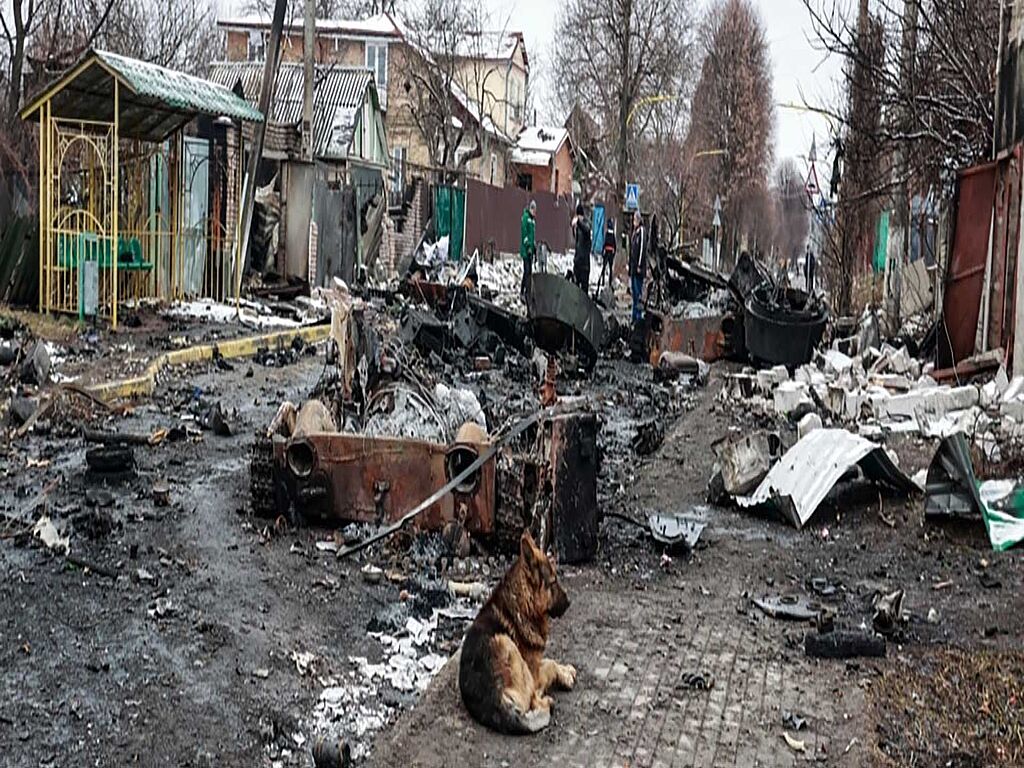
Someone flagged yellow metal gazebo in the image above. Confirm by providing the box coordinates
[21,49,263,327]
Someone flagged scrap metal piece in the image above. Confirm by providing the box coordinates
[804,630,886,659]
[924,432,980,519]
[399,307,448,357]
[648,312,728,362]
[924,433,1024,551]
[336,408,546,558]
[712,432,782,496]
[275,432,496,534]
[753,594,822,621]
[728,250,771,303]
[737,429,922,529]
[647,512,705,554]
[664,255,728,303]
[546,412,600,564]
[527,273,605,370]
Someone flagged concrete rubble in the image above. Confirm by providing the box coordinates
[722,343,1024,457]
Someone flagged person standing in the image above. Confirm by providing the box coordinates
[598,217,616,291]
[629,210,647,326]
[804,243,816,295]
[520,200,537,302]
[572,202,592,292]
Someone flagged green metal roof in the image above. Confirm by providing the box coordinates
[21,49,263,141]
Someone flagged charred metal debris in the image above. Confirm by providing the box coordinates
[249,272,702,565]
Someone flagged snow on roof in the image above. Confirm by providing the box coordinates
[454,30,522,61]
[510,148,551,166]
[511,126,569,165]
[218,13,400,37]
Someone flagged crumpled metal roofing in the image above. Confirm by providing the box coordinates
[207,62,373,160]
[737,428,921,528]
[21,49,263,141]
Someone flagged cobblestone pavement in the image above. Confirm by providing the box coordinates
[371,543,869,768]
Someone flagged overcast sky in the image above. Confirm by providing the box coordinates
[486,0,844,172]
[216,0,843,172]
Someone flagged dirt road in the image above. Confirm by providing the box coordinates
[1,336,1021,767]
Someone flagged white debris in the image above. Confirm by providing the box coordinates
[726,342,1017,443]
[773,381,813,417]
[32,515,69,555]
[797,413,823,439]
[163,297,330,329]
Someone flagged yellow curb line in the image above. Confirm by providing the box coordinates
[87,324,331,403]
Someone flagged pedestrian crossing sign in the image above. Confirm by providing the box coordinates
[625,183,640,211]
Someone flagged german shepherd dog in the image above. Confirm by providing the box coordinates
[459,531,576,733]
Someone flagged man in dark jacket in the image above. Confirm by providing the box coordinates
[629,210,647,325]
[803,243,816,295]
[572,202,592,293]
[520,200,536,302]
[597,218,616,292]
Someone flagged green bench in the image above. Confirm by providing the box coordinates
[57,233,153,271]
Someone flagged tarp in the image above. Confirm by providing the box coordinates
[591,205,606,256]
[435,185,465,261]
[925,432,1024,551]
[873,211,889,273]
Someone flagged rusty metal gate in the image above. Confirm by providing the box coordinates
[941,148,1021,368]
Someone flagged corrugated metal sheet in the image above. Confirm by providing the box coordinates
[21,49,262,142]
[97,51,263,122]
[737,429,921,529]
[207,62,371,159]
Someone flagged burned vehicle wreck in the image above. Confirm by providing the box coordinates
[250,281,601,563]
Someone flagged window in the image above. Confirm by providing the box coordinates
[247,31,266,62]
[392,147,407,198]
[365,43,388,105]
[509,79,522,123]
[490,153,497,186]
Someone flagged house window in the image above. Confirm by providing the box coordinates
[392,146,407,198]
[490,153,497,185]
[517,172,532,192]
[247,31,266,62]
[509,79,522,123]
[365,43,388,103]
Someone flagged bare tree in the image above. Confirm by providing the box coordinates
[685,0,774,265]
[634,98,691,246]
[552,0,697,207]
[391,0,511,181]
[100,0,220,75]
[802,0,999,192]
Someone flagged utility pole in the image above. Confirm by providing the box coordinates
[616,0,632,211]
[302,0,315,162]
[235,0,287,305]
[891,0,918,332]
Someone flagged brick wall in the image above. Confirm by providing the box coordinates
[388,176,428,274]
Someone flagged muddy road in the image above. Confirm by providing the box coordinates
[1,335,1022,767]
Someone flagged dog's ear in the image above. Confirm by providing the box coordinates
[520,530,538,565]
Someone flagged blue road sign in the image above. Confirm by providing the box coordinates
[625,183,640,211]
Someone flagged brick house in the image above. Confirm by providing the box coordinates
[511,126,573,197]
[217,13,528,193]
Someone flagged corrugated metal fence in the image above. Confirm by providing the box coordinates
[463,179,572,256]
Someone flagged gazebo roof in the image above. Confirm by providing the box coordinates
[21,49,263,142]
